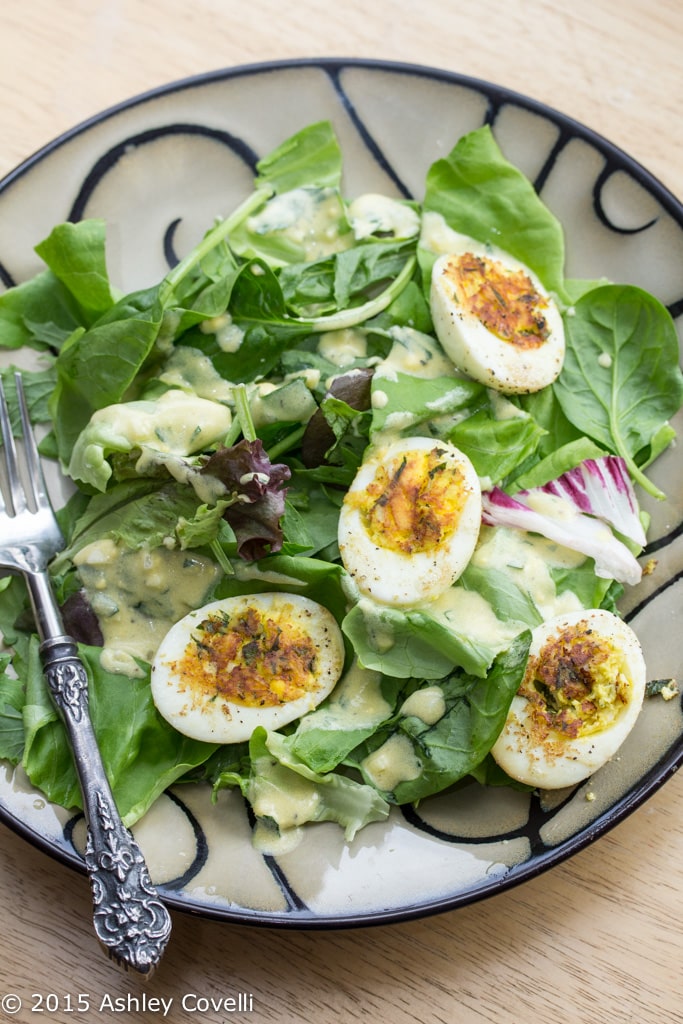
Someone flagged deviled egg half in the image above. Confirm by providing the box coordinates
[492,609,646,789]
[338,435,482,607]
[430,237,565,394]
[151,593,345,743]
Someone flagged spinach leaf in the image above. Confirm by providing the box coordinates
[423,125,567,297]
[459,564,543,627]
[0,271,86,351]
[34,219,117,320]
[20,639,217,825]
[255,121,343,193]
[553,284,683,498]
[370,370,484,439]
[349,631,531,804]
[342,600,502,680]
[447,405,546,485]
[286,664,404,773]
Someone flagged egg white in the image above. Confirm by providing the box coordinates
[338,436,482,607]
[151,592,345,743]
[430,239,565,394]
[491,608,646,789]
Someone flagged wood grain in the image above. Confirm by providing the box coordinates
[1,2,682,1022]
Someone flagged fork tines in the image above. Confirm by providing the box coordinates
[0,372,50,518]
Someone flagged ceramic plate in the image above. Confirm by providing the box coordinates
[1,59,682,928]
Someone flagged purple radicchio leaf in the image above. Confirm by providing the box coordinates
[61,589,105,646]
[520,455,646,547]
[481,456,646,587]
[200,438,291,561]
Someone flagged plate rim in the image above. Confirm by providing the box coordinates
[1,55,682,928]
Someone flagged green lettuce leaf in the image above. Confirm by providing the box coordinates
[217,727,390,841]
[348,630,531,804]
[553,283,683,499]
[20,639,217,825]
[422,125,567,297]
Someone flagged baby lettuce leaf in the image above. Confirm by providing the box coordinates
[348,630,531,804]
[553,284,683,498]
[217,727,390,841]
[20,639,217,825]
[214,553,349,628]
[342,600,502,680]
[423,125,567,297]
[0,655,25,763]
[34,219,117,321]
[255,120,343,194]
[446,405,546,486]
[284,661,404,773]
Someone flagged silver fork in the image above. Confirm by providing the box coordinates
[0,371,172,974]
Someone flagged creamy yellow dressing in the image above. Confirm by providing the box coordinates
[160,346,235,402]
[84,389,232,456]
[295,660,391,734]
[487,389,529,421]
[347,193,420,240]
[419,211,482,257]
[249,759,321,830]
[133,448,228,505]
[428,586,524,649]
[355,598,397,654]
[247,187,352,262]
[361,734,422,792]
[399,686,446,725]
[74,539,220,676]
[248,377,318,427]
[375,325,456,380]
[472,525,585,619]
[317,328,368,367]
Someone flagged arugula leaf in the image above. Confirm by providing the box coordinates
[553,284,683,498]
[278,240,414,313]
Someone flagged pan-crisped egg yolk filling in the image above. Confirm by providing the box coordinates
[173,605,320,708]
[521,620,631,740]
[347,446,470,555]
[445,251,550,349]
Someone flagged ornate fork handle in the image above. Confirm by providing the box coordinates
[39,632,172,974]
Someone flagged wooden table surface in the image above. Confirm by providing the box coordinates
[1,1,682,1022]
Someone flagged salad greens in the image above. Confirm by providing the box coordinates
[0,121,681,847]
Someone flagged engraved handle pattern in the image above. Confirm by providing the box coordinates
[41,637,172,974]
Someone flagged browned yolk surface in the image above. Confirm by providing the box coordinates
[170,605,320,707]
[346,446,469,555]
[444,252,550,349]
[519,620,629,740]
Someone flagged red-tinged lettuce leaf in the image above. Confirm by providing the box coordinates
[201,439,291,560]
